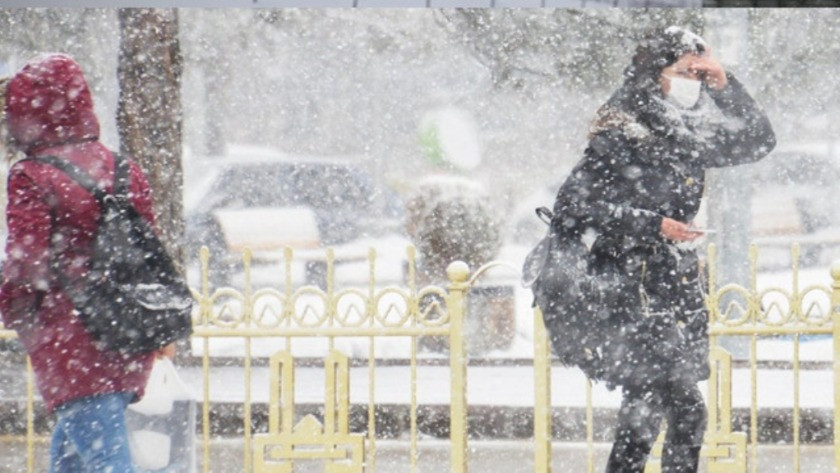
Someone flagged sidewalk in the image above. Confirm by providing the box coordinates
[0,437,833,472]
[1,361,835,442]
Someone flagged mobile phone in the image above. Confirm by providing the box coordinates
[688,227,716,234]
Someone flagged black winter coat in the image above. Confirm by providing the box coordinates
[542,73,776,389]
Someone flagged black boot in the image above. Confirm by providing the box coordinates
[605,439,652,473]
[661,445,701,473]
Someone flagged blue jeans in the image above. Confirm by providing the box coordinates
[49,392,137,473]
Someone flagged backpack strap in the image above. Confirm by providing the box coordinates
[112,153,131,200]
[30,154,133,291]
[30,154,131,203]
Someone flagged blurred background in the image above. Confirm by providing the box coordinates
[1,9,839,278]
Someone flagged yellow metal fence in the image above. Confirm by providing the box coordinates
[0,243,838,472]
[191,246,471,473]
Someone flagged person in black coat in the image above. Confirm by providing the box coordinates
[545,27,776,473]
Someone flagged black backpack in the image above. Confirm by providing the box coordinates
[522,206,620,383]
[34,154,194,355]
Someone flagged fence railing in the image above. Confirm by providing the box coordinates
[0,242,838,472]
[703,244,837,473]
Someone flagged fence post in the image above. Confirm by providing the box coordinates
[26,357,34,473]
[831,261,840,472]
[534,308,552,473]
[199,246,212,473]
[447,261,470,473]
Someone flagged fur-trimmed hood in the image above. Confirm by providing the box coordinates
[588,106,652,142]
[588,88,728,152]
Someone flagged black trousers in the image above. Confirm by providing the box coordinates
[605,376,707,473]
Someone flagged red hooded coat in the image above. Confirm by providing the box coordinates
[1,54,155,412]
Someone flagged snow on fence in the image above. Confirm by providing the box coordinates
[1,242,839,472]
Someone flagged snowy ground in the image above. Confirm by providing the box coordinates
[174,361,834,410]
[0,438,833,473]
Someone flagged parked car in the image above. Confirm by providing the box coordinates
[183,145,406,286]
[750,141,840,233]
[747,140,840,266]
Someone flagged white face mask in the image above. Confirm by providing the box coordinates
[664,75,702,109]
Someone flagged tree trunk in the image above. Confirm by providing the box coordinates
[198,64,227,157]
[117,8,185,267]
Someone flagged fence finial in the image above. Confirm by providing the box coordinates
[831,261,840,312]
[446,261,470,284]
[831,261,840,282]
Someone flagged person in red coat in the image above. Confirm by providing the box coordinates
[0,53,163,472]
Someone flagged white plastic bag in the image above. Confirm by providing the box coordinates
[130,430,172,470]
[127,357,197,472]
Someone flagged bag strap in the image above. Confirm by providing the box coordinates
[112,153,131,199]
[535,206,554,226]
[28,154,129,290]
[31,154,131,203]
